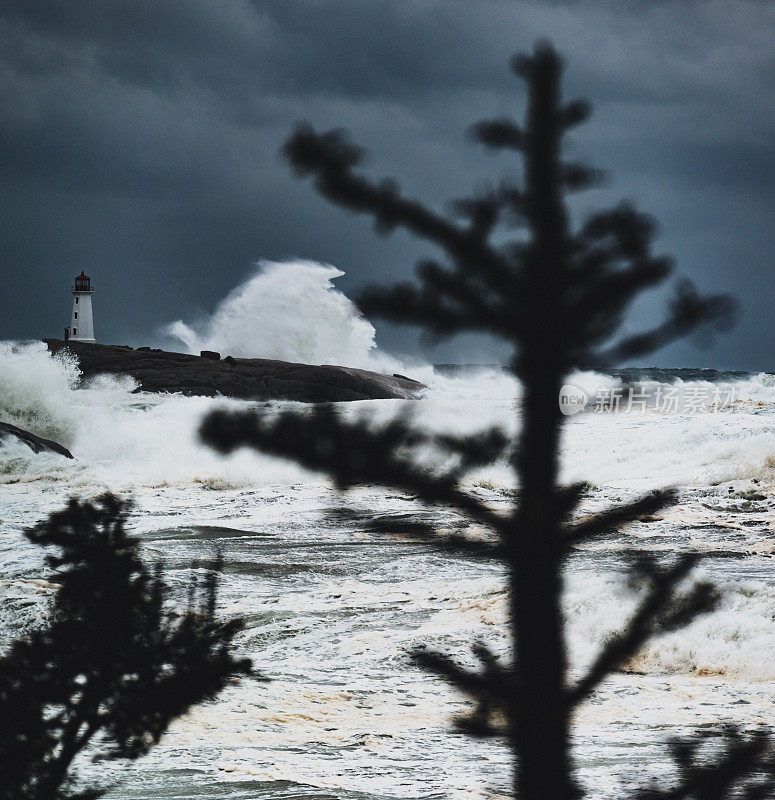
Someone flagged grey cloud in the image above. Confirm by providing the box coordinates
[0,0,772,369]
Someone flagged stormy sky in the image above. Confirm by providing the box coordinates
[1,0,773,369]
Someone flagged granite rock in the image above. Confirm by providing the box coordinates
[44,340,424,403]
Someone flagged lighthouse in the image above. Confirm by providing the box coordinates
[64,270,95,343]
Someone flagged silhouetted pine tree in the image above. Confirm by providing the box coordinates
[0,494,253,800]
[200,42,773,799]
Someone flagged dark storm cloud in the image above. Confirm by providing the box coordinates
[0,0,772,368]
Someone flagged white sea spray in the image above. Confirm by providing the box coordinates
[162,259,402,373]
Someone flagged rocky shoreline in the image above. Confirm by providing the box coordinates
[44,340,424,403]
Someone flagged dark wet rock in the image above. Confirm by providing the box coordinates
[392,373,424,385]
[0,421,74,459]
[200,350,221,361]
[44,340,424,402]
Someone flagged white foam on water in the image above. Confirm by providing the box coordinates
[2,262,775,799]
[0,340,83,444]
[566,571,775,682]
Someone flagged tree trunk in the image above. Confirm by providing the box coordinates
[510,45,573,799]
[511,355,571,800]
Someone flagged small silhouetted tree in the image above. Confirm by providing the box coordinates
[0,494,253,800]
[200,42,773,798]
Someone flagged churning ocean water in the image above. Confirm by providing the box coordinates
[1,262,773,799]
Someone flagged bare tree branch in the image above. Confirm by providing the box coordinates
[566,489,676,546]
[200,407,509,535]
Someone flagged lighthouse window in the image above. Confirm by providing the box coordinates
[75,297,79,304]
[74,312,78,319]
[73,329,77,336]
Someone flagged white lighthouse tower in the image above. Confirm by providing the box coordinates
[65,270,95,342]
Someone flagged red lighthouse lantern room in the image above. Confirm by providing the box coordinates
[73,270,92,292]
